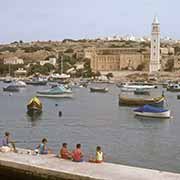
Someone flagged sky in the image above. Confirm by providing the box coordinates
[0,0,179,43]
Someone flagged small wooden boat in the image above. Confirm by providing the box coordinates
[119,95,164,107]
[3,85,19,92]
[37,85,73,98]
[90,87,108,93]
[27,97,42,114]
[134,105,170,118]
[134,89,150,95]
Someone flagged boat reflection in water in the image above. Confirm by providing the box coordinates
[27,111,42,127]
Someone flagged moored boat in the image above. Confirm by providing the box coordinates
[122,84,156,90]
[177,94,180,99]
[26,77,47,86]
[134,105,170,118]
[119,95,164,107]
[121,87,135,92]
[167,84,180,92]
[134,88,150,95]
[27,97,42,114]
[90,87,108,93]
[11,80,27,88]
[3,85,19,92]
[36,85,73,98]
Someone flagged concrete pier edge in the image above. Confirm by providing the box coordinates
[0,148,180,180]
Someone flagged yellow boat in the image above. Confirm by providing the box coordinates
[27,97,42,114]
[119,95,164,107]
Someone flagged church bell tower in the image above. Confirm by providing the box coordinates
[149,16,160,73]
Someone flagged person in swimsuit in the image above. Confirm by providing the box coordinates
[72,144,84,162]
[89,146,104,163]
[36,138,52,154]
[59,143,72,159]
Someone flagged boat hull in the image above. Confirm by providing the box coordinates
[3,87,19,92]
[134,90,150,95]
[27,97,42,115]
[26,81,47,86]
[167,87,180,92]
[90,88,108,93]
[119,95,164,107]
[134,110,170,118]
[37,93,73,98]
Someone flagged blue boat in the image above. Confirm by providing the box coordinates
[36,85,73,98]
[134,105,170,118]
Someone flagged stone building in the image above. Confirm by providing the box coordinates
[85,47,150,72]
[4,57,24,65]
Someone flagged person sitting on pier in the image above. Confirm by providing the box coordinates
[89,146,104,163]
[36,138,52,155]
[0,132,17,153]
[59,143,72,160]
[72,144,84,162]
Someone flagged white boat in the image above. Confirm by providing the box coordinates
[134,105,170,118]
[13,81,26,87]
[122,84,156,90]
[36,85,73,98]
[121,87,136,92]
[37,93,73,98]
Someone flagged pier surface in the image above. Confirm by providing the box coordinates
[0,148,180,180]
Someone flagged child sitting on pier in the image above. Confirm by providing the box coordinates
[72,144,84,162]
[89,146,104,163]
[59,143,72,159]
[0,132,17,153]
[36,138,52,155]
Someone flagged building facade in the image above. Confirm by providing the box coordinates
[40,57,57,66]
[4,57,24,65]
[85,48,150,72]
[149,16,161,73]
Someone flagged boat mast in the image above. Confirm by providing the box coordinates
[61,55,63,75]
[8,63,11,76]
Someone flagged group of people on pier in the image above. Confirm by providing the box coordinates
[0,132,104,163]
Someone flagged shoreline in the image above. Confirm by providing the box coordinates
[0,148,180,180]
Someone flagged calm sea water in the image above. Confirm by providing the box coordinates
[0,82,180,174]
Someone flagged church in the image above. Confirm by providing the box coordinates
[86,17,162,73]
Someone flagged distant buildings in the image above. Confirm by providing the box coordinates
[4,57,24,65]
[40,57,56,66]
[87,16,175,73]
[14,68,27,77]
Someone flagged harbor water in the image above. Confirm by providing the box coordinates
[0,82,180,174]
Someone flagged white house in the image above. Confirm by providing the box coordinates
[40,57,57,66]
[4,57,24,65]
